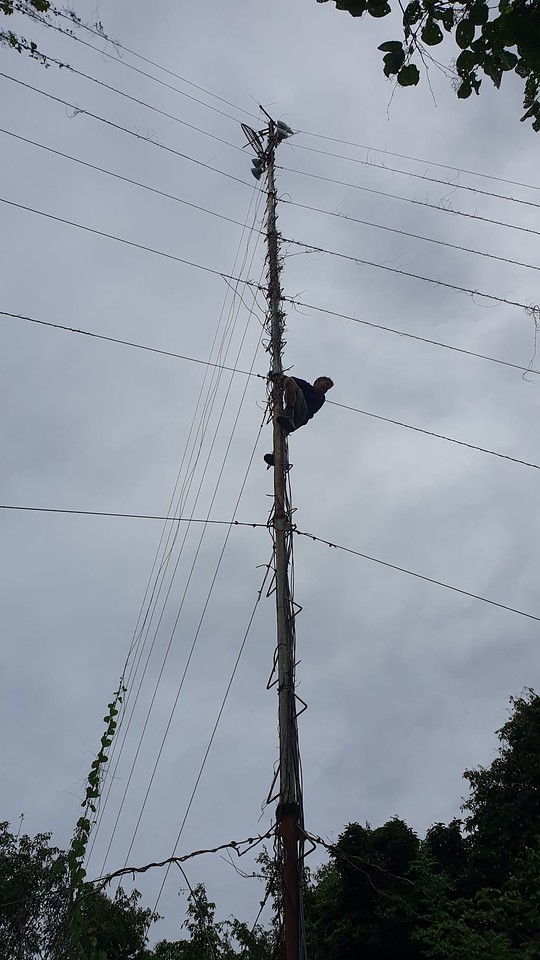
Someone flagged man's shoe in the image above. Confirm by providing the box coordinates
[264,453,275,469]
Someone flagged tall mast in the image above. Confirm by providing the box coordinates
[242,114,304,960]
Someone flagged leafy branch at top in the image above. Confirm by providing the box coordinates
[316,0,540,130]
[0,1,110,69]
[1,0,51,62]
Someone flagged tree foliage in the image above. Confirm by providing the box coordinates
[305,818,424,960]
[0,1,108,68]
[152,883,275,959]
[0,821,156,959]
[3,691,540,956]
[463,689,540,886]
[316,0,540,130]
[0,821,70,958]
[0,0,53,63]
[0,822,274,959]
[306,690,540,958]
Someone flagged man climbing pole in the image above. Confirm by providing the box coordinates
[264,375,334,467]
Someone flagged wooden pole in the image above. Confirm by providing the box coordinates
[265,122,303,960]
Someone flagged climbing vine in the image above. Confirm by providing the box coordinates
[66,684,126,959]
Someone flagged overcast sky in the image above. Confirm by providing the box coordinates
[1,0,540,945]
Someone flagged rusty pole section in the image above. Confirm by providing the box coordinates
[265,123,303,960]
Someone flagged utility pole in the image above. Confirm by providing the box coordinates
[242,115,304,960]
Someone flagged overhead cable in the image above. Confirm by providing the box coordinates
[3,192,533,314]
[90,827,275,887]
[42,55,244,154]
[0,197,260,288]
[294,143,540,211]
[50,10,540,197]
[0,129,254,233]
[6,305,540,473]
[115,401,268,877]
[0,73,251,191]
[27,12,252,125]
[4,304,539,380]
[0,310,266,379]
[55,10,260,121]
[282,198,540,274]
[88,200,266,866]
[50,8,540,199]
[328,401,540,472]
[278,165,540,238]
[0,504,266,525]
[4,125,536,277]
[94,215,267,870]
[284,297,540,377]
[151,555,273,916]
[295,529,540,623]
[299,130,540,194]
[283,237,538,312]
[8,128,532,279]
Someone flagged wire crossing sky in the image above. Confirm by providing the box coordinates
[2,309,538,467]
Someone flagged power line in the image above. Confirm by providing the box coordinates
[293,143,540,212]
[8,126,533,281]
[5,81,537,304]
[0,504,266,525]
[278,165,540,239]
[114,395,267,877]
[93,216,268,869]
[55,10,260,122]
[282,198,540,274]
[6,305,540,474]
[4,190,534,315]
[151,555,273,916]
[86,196,267,865]
[4,300,540,383]
[0,197,261,287]
[284,297,540,378]
[0,309,266,379]
[5,308,536,472]
[90,828,275,886]
[283,236,538,313]
[29,10,253,126]
[48,9,540,201]
[0,73,251,191]
[299,130,540,194]
[5,306,538,476]
[49,7,540,202]
[0,127,256,232]
[328,400,540,472]
[295,529,540,624]
[43,55,245,155]
[88,198,267,864]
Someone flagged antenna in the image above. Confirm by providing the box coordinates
[241,116,294,179]
[240,122,265,156]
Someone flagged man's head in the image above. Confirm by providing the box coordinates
[313,376,334,394]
